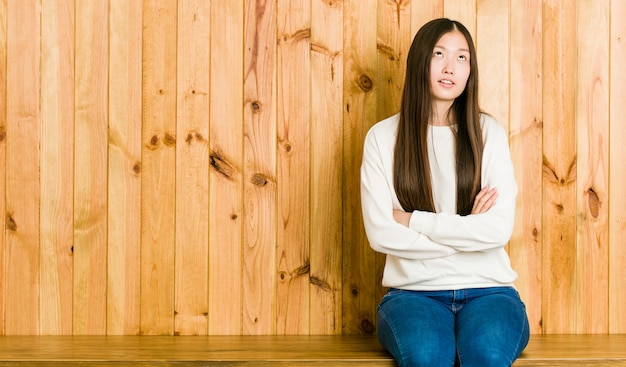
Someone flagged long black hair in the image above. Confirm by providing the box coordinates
[393,18,483,215]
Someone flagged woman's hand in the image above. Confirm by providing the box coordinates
[393,209,412,227]
[472,186,498,214]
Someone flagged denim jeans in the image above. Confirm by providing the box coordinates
[377,287,529,367]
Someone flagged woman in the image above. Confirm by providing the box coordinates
[360,18,529,367]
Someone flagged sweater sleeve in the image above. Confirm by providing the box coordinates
[407,119,518,251]
[360,126,458,260]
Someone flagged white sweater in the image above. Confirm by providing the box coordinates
[360,113,518,290]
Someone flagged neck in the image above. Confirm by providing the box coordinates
[431,102,454,126]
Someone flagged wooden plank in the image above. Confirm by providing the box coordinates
[310,0,343,335]
[575,0,609,334]
[208,0,243,335]
[514,334,626,365]
[476,0,509,124]
[542,0,578,334]
[73,0,109,335]
[276,0,311,335]
[141,0,178,335]
[4,0,41,335]
[0,336,395,366]
[342,0,378,336]
[376,0,411,120]
[0,335,625,366]
[242,0,277,335]
[411,0,444,35]
[508,0,543,334]
[40,0,74,335]
[609,0,626,334]
[0,0,8,335]
[107,0,142,336]
[174,0,210,336]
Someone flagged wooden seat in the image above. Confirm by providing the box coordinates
[0,334,624,366]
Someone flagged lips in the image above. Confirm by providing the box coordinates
[439,79,454,85]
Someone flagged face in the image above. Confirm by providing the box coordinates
[429,30,471,110]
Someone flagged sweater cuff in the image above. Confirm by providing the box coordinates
[408,210,431,235]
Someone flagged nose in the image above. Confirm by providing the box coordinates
[443,60,454,75]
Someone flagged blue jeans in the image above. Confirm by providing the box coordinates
[377,287,529,367]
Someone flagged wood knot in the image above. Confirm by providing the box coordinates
[163,132,176,147]
[251,173,269,186]
[292,263,310,277]
[186,131,206,144]
[587,187,600,218]
[132,162,141,174]
[361,319,375,335]
[0,129,5,142]
[310,275,332,292]
[358,74,373,91]
[210,150,236,179]
[6,215,17,231]
[251,101,261,112]
[147,135,159,149]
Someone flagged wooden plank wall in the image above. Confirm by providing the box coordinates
[0,0,624,336]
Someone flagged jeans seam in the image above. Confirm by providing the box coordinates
[378,309,410,367]
[507,299,530,366]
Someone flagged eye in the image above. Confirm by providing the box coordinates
[458,54,468,61]
[433,51,443,57]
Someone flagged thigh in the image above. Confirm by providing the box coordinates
[455,288,529,367]
[377,289,456,367]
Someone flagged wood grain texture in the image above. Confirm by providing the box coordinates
[5,0,41,335]
[342,0,378,336]
[243,0,278,335]
[609,0,626,334]
[73,0,109,335]
[107,0,142,336]
[40,0,74,336]
[0,0,6,334]
[140,0,178,335]
[208,0,244,335]
[310,0,343,335]
[542,0,578,334]
[575,0,609,333]
[174,0,210,336]
[411,0,444,34]
[508,0,543,334]
[477,0,509,124]
[376,0,411,121]
[276,0,311,335]
[0,335,625,366]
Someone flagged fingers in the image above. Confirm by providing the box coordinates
[472,186,498,214]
